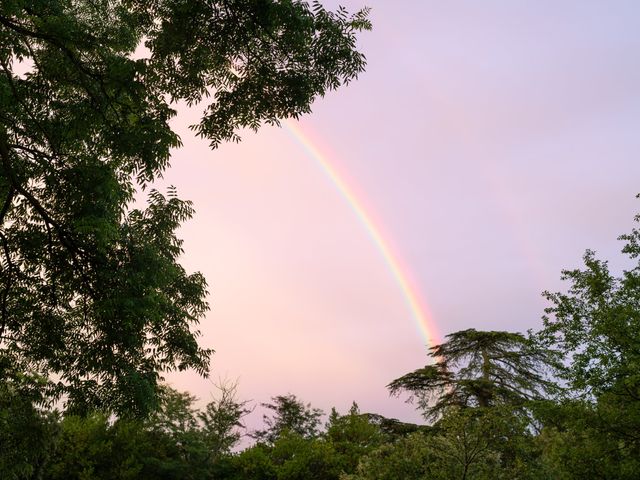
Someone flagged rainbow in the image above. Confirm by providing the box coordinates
[283,119,439,348]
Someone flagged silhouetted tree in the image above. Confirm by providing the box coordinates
[0,0,370,415]
[388,329,561,420]
[198,380,252,461]
[252,394,323,444]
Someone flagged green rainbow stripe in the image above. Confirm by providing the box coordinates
[283,120,439,347]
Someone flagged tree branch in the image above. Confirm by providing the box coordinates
[0,130,95,297]
[0,186,14,226]
[0,231,15,339]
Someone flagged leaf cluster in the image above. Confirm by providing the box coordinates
[0,0,370,415]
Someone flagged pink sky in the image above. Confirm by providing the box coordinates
[156,1,640,429]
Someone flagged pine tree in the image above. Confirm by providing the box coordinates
[388,329,561,420]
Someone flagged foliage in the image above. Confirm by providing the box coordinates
[358,411,427,438]
[143,383,250,477]
[342,432,436,480]
[271,432,341,480]
[252,393,324,444]
[147,384,198,435]
[46,413,122,480]
[530,399,640,480]
[0,0,370,415]
[538,209,640,473]
[541,232,640,400]
[230,443,278,480]
[345,407,543,480]
[197,380,252,462]
[41,383,251,479]
[0,361,634,480]
[325,403,385,474]
[231,401,386,480]
[0,381,58,480]
[388,329,561,420]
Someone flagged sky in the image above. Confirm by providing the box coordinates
[157,1,640,429]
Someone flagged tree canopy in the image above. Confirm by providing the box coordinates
[388,329,561,420]
[251,393,324,445]
[539,209,640,464]
[0,0,370,415]
[2,2,638,479]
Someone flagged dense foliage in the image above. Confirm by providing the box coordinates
[0,0,370,415]
[1,1,638,479]
[387,328,562,420]
[251,394,324,445]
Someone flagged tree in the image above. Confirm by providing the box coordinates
[143,383,250,478]
[143,385,206,478]
[0,379,58,479]
[270,432,341,480]
[541,236,640,400]
[325,403,385,475]
[45,413,109,480]
[341,432,436,480]
[230,443,277,480]
[197,380,252,461]
[147,384,198,438]
[345,408,543,480]
[388,329,561,420]
[0,1,370,415]
[252,393,323,444]
[533,399,640,480]
[538,207,640,468]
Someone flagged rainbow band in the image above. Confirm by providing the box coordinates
[283,120,439,348]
